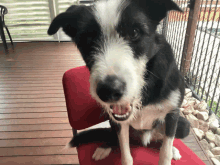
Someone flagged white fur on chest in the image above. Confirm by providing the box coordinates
[130,89,180,130]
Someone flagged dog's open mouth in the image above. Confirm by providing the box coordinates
[110,103,132,121]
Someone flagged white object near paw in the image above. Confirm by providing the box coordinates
[172,146,182,160]
[92,147,112,161]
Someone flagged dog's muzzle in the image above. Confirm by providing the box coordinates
[96,75,134,121]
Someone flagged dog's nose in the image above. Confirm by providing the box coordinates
[96,75,126,102]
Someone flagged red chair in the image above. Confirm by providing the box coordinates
[63,65,206,165]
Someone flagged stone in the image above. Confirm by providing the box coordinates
[215,134,220,147]
[195,100,208,112]
[186,114,199,128]
[192,110,200,116]
[197,120,208,132]
[193,128,204,140]
[211,158,220,165]
[205,131,215,143]
[206,150,215,158]
[185,88,191,95]
[199,120,206,125]
[187,99,196,106]
[196,111,209,121]
[216,128,220,135]
[212,147,220,155]
[198,120,209,132]
[215,155,220,161]
[195,99,200,105]
[210,119,220,131]
[200,139,212,150]
[211,126,218,134]
[181,99,188,108]
[182,105,194,115]
[209,113,218,123]
[185,91,192,98]
[180,108,184,112]
[210,142,216,148]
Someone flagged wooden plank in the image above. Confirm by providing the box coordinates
[184,142,203,152]
[181,134,197,143]
[0,118,69,125]
[0,98,65,103]
[0,130,72,139]
[0,67,74,71]
[0,102,66,108]
[0,112,68,119]
[0,137,71,147]
[0,59,81,63]
[0,78,64,81]
[0,84,63,88]
[0,70,67,73]
[0,90,64,95]
[203,160,213,165]
[0,123,71,132]
[0,146,77,157]
[0,107,67,113]
[0,94,64,99]
[0,87,63,91]
[0,80,62,84]
[194,151,209,161]
[0,74,64,78]
[0,155,79,165]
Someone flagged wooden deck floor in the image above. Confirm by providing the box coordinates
[0,42,212,164]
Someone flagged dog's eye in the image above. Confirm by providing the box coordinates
[129,28,140,41]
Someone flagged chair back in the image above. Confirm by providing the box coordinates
[63,66,109,130]
[0,5,8,24]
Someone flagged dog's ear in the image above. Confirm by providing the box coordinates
[47,5,90,39]
[47,12,75,36]
[136,0,183,23]
[166,0,183,13]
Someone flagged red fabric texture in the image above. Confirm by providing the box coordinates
[63,66,108,130]
[77,139,206,165]
[63,66,205,165]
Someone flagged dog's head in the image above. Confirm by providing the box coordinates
[48,0,182,123]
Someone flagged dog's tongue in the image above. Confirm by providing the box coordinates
[112,103,130,115]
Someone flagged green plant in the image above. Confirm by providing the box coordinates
[208,99,220,117]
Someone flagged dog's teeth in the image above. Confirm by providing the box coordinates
[113,112,130,119]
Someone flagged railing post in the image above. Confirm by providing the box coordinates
[180,0,201,76]
[48,0,59,41]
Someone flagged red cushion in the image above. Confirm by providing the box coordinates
[63,66,108,130]
[77,139,206,165]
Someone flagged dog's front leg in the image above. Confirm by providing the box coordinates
[159,109,179,165]
[118,123,133,165]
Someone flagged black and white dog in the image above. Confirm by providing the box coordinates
[48,0,190,164]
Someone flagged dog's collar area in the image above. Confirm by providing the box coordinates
[109,103,132,121]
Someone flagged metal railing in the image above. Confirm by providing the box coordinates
[160,0,220,116]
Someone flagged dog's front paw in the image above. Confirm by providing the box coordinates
[121,156,133,165]
[92,147,112,161]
